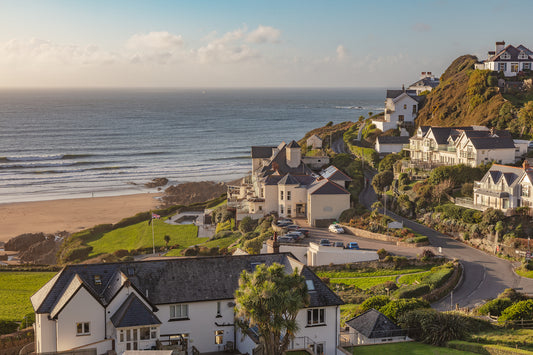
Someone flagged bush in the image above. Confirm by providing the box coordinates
[476,298,513,316]
[404,236,429,244]
[20,312,35,328]
[0,320,19,335]
[421,264,454,289]
[399,309,467,346]
[498,288,529,302]
[499,299,533,322]
[113,249,129,258]
[63,245,93,262]
[379,298,430,323]
[360,295,390,313]
[394,284,431,299]
[238,216,257,234]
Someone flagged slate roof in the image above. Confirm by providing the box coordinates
[386,89,417,99]
[33,253,343,315]
[308,179,349,195]
[482,164,525,187]
[427,126,482,145]
[111,293,161,328]
[320,166,352,182]
[346,309,405,339]
[409,77,440,89]
[258,145,313,177]
[278,173,300,185]
[251,146,275,159]
[470,136,515,149]
[376,136,410,145]
[489,44,533,62]
[287,140,300,148]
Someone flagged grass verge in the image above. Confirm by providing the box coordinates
[345,342,477,354]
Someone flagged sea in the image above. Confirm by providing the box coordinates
[0,88,384,203]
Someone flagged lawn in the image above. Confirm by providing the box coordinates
[316,266,432,279]
[516,268,533,279]
[398,271,433,285]
[88,219,204,256]
[345,342,477,354]
[330,276,397,290]
[0,271,56,321]
[469,328,533,351]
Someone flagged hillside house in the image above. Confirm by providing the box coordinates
[31,254,343,355]
[228,141,351,226]
[306,134,323,149]
[408,72,440,94]
[375,135,410,154]
[475,41,533,77]
[473,161,533,212]
[406,126,521,168]
[372,89,423,132]
[345,309,408,345]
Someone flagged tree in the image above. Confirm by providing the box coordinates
[234,263,309,354]
[238,216,256,234]
[164,235,170,248]
[372,170,394,193]
[378,153,401,172]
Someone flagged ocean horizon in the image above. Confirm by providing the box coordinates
[0,88,385,203]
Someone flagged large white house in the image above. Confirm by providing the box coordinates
[31,254,343,355]
[406,126,523,168]
[408,72,440,95]
[228,141,352,226]
[371,89,423,132]
[475,41,533,77]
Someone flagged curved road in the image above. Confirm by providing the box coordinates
[359,170,533,310]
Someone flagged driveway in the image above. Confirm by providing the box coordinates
[359,170,533,310]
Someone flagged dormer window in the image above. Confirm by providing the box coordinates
[501,52,511,60]
[519,51,528,60]
[94,275,102,285]
[306,280,315,291]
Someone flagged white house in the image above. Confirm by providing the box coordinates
[31,253,343,355]
[475,41,533,77]
[345,309,408,345]
[372,89,423,132]
[407,126,519,168]
[375,136,410,154]
[408,72,440,94]
[228,141,352,226]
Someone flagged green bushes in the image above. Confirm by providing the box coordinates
[394,284,431,299]
[421,264,455,289]
[349,145,379,167]
[63,245,93,263]
[360,295,390,313]
[379,298,430,322]
[499,299,533,322]
[404,236,429,244]
[476,298,513,317]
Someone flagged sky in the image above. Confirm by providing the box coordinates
[1,0,533,88]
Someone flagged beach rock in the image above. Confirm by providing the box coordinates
[4,233,46,251]
[19,238,61,265]
[145,177,169,188]
[162,181,227,206]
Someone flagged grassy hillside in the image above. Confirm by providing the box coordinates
[416,55,506,127]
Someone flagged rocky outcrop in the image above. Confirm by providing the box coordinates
[162,181,227,206]
[144,177,169,188]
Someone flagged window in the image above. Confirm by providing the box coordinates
[524,63,531,70]
[306,280,315,291]
[499,62,507,71]
[215,330,224,344]
[170,304,189,319]
[287,207,292,216]
[287,191,291,201]
[403,104,407,109]
[280,205,284,214]
[258,206,263,211]
[140,327,150,340]
[76,322,90,336]
[511,63,519,72]
[523,185,530,197]
[519,52,528,60]
[398,115,404,122]
[216,301,221,317]
[501,52,511,60]
[94,275,101,285]
[151,327,157,339]
[307,308,325,326]
[280,190,284,200]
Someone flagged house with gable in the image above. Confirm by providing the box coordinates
[473,161,533,212]
[408,72,440,94]
[372,89,423,132]
[406,125,522,169]
[306,134,323,149]
[228,140,351,226]
[476,41,533,77]
[31,253,343,355]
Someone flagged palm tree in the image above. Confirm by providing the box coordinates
[234,263,309,355]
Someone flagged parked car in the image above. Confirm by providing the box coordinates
[319,238,331,246]
[329,224,345,234]
[346,242,360,250]
[276,220,292,227]
[285,231,304,241]
[286,224,301,231]
[277,236,296,243]
[333,241,344,248]
[297,229,310,237]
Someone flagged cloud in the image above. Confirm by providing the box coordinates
[126,31,184,51]
[246,25,281,44]
[195,27,258,63]
[336,45,348,60]
[411,22,431,32]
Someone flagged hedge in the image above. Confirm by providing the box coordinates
[394,284,431,299]
[447,340,533,355]
[476,298,513,317]
[421,265,455,289]
[63,245,93,263]
[405,236,429,244]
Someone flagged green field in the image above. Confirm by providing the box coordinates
[469,328,533,351]
[345,342,477,354]
[316,266,432,279]
[0,272,56,321]
[88,219,203,256]
[330,276,397,289]
[398,271,433,285]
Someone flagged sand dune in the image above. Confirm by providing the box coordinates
[0,193,161,243]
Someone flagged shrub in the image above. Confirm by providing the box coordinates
[377,248,388,259]
[379,298,430,323]
[360,295,390,313]
[238,216,257,234]
[113,249,129,258]
[20,312,35,328]
[399,309,467,346]
[0,320,19,335]
[499,299,533,322]
[420,264,455,289]
[498,288,529,302]
[394,284,431,299]
[63,245,93,262]
[476,298,513,316]
[405,236,429,244]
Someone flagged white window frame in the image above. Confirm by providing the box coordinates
[287,191,291,201]
[280,190,284,200]
[511,63,519,72]
[307,308,325,326]
[170,304,189,320]
[524,63,531,70]
[76,322,90,336]
[215,330,224,344]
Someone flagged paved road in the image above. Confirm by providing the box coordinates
[359,170,533,310]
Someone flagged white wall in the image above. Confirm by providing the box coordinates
[293,306,339,354]
[308,194,350,226]
[375,142,404,154]
[35,313,57,353]
[306,243,379,266]
[56,287,107,352]
[156,300,235,354]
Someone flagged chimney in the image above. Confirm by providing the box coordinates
[496,41,505,54]
[402,84,405,92]
[524,160,530,171]
[267,234,280,253]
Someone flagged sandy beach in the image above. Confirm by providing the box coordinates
[0,193,161,243]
